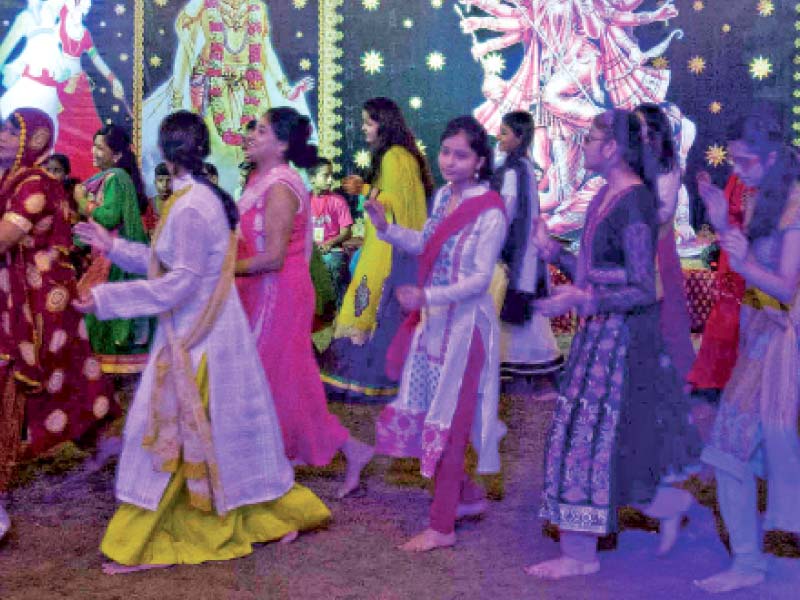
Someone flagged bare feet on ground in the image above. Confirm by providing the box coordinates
[279,530,299,544]
[693,569,765,593]
[101,562,172,575]
[398,528,456,552]
[337,438,374,498]
[524,556,600,579]
[455,499,489,519]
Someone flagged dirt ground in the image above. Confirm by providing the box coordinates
[1,381,798,600]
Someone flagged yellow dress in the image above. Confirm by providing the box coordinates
[101,356,330,566]
[333,146,427,341]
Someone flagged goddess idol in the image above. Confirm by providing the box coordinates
[141,0,315,193]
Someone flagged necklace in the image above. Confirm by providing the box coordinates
[204,0,264,146]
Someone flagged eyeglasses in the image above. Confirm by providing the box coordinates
[583,135,608,145]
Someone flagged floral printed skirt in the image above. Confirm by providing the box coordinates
[540,306,701,535]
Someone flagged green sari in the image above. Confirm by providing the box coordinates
[79,168,155,369]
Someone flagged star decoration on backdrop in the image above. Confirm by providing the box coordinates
[749,56,773,79]
[299,58,312,71]
[721,24,731,33]
[705,145,727,167]
[757,0,774,17]
[426,51,446,71]
[651,56,669,69]
[362,0,380,10]
[692,1,704,11]
[416,140,427,155]
[114,4,125,16]
[688,56,706,74]
[292,0,308,8]
[709,101,723,114]
[409,97,422,109]
[354,150,371,169]
[483,53,506,75]
[403,18,414,29]
[119,53,129,62]
[431,0,443,8]
[149,55,162,68]
[154,0,168,7]
[361,50,384,75]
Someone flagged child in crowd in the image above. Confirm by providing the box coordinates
[310,158,353,306]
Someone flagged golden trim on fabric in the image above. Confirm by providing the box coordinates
[318,0,344,171]
[2,212,32,233]
[133,0,144,157]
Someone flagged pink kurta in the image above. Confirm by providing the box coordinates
[236,165,348,465]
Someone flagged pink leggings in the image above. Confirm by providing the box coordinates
[429,330,486,535]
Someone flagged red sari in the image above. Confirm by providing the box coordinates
[687,175,751,390]
[0,109,114,488]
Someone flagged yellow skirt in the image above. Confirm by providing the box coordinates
[101,356,331,566]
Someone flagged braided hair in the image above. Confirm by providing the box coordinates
[158,111,239,230]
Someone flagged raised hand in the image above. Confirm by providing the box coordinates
[287,77,315,100]
[342,175,365,196]
[396,285,424,311]
[719,228,749,272]
[697,172,729,233]
[73,220,113,253]
[364,200,388,233]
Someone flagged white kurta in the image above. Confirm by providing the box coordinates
[497,160,560,371]
[91,174,294,513]
[376,184,507,477]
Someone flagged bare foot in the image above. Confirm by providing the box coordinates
[337,438,374,499]
[0,506,10,541]
[279,530,299,545]
[693,569,765,593]
[398,528,456,552]
[657,490,693,556]
[657,514,682,556]
[456,499,489,519]
[524,556,600,579]
[84,436,123,473]
[101,561,172,575]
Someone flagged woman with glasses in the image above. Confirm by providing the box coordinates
[525,109,700,579]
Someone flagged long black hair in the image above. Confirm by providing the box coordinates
[439,115,493,181]
[265,107,318,168]
[635,103,677,175]
[363,97,434,197]
[158,110,239,231]
[94,124,148,213]
[592,108,656,196]
[492,111,534,289]
[728,111,800,241]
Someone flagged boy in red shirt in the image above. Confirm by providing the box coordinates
[310,158,353,305]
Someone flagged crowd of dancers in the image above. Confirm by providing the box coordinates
[0,96,798,594]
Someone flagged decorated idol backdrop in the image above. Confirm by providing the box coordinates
[0,0,135,180]
[334,0,796,245]
[141,0,320,193]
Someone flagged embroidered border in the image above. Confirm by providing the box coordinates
[318,0,344,171]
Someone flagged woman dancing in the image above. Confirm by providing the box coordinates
[369,116,507,551]
[74,110,329,573]
[694,113,800,594]
[526,109,700,579]
[235,107,373,498]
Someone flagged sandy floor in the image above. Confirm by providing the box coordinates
[0,385,798,600]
